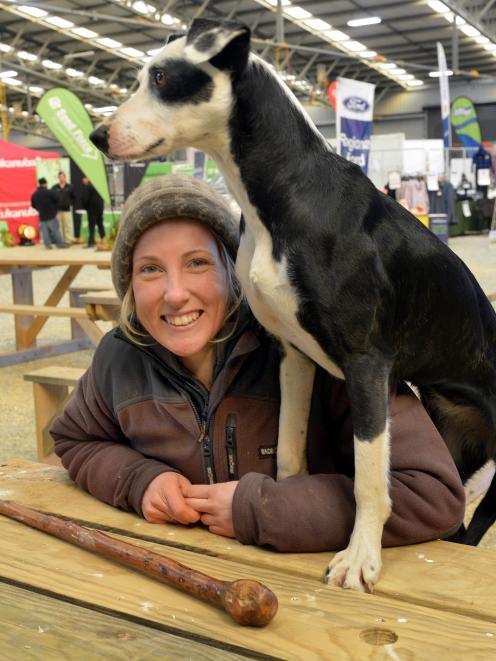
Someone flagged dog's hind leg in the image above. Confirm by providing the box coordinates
[420,387,496,544]
[420,387,494,481]
[277,343,316,480]
[325,355,392,592]
[454,471,496,545]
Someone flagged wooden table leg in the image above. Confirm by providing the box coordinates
[11,268,35,351]
[69,289,87,340]
[74,318,105,345]
[32,382,68,464]
[23,265,82,348]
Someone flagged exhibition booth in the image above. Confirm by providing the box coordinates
[0,140,60,245]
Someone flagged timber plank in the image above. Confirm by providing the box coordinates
[1,460,496,625]
[0,304,89,318]
[80,289,119,306]
[0,247,111,267]
[0,582,247,660]
[24,366,85,387]
[0,516,494,660]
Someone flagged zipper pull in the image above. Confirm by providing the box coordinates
[225,413,238,480]
[202,432,216,484]
[198,417,216,484]
[197,419,207,444]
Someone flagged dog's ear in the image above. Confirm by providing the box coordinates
[184,18,250,74]
[165,32,184,45]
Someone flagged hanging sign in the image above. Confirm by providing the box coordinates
[336,77,375,174]
[477,168,490,186]
[450,96,482,150]
[37,88,110,203]
[427,174,439,191]
[461,200,472,217]
[388,171,401,190]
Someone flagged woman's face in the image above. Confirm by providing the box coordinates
[132,219,229,377]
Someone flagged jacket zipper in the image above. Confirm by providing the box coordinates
[198,416,216,484]
[117,331,254,487]
[225,413,238,480]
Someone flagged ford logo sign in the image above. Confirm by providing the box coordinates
[344,96,369,113]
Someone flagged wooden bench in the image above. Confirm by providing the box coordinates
[0,303,105,346]
[69,284,113,340]
[80,289,120,323]
[24,366,86,465]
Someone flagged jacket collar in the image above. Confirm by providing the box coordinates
[115,302,262,382]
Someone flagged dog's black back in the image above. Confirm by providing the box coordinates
[229,57,496,543]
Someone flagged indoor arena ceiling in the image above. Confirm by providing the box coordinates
[1,0,496,135]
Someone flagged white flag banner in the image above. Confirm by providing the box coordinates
[336,77,375,174]
[437,42,452,148]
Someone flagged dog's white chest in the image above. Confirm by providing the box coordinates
[237,225,344,380]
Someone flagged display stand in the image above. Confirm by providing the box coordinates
[429,213,449,244]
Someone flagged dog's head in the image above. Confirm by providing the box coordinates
[90,19,251,161]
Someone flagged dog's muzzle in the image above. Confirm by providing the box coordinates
[90,124,110,154]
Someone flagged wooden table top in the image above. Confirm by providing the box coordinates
[0,459,495,660]
[0,245,111,268]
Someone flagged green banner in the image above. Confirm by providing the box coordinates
[450,96,482,150]
[36,88,110,204]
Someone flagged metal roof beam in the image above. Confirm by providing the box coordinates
[441,0,496,40]
[0,119,58,140]
[297,52,318,80]
[226,1,243,21]
[0,56,116,104]
[1,1,169,28]
[479,0,496,20]
[193,0,212,20]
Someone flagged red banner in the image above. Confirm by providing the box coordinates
[0,140,59,243]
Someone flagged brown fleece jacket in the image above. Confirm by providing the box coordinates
[51,322,465,553]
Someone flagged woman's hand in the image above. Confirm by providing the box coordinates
[184,481,239,538]
[141,472,201,524]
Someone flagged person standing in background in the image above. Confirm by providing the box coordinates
[52,171,76,243]
[31,178,68,250]
[81,175,106,248]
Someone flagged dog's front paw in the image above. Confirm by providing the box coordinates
[324,541,382,593]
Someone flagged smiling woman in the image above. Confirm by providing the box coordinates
[115,177,242,383]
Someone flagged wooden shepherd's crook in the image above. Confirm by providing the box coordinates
[0,500,278,627]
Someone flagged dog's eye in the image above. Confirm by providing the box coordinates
[153,69,166,87]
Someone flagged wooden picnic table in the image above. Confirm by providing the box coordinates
[0,245,111,365]
[0,459,494,659]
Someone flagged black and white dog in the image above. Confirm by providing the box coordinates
[91,19,496,592]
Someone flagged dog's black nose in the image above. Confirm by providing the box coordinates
[90,124,109,153]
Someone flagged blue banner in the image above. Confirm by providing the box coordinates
[336,78,375,174]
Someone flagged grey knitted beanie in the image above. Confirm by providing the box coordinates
[111,175,240,300]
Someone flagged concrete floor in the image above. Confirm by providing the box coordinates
[0,234,495,548]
